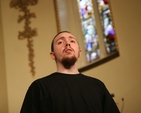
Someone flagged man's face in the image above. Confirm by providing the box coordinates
[51,32,81,68]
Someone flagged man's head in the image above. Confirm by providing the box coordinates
[50,31,81,69]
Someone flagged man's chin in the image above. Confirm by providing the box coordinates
[61,56,77,69]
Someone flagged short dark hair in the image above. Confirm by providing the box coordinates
[51,31,71,52]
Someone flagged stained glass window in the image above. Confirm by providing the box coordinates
[97,0,117,54]
[55,0,119,70]
[77,0,100,62]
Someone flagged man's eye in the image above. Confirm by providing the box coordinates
[58,41,63,45]
[71,40,75,43]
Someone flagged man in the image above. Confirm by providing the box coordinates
[20,31,120,113]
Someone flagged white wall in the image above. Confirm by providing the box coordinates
[0,0,141,113]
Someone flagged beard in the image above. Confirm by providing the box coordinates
[61,55,77,69]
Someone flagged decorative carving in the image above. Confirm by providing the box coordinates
[10,0,38,76]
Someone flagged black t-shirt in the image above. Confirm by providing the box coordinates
[20,72,120,113]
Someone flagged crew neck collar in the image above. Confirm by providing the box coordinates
[53,72,81,76]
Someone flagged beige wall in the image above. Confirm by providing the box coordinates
[1,0,57,113]
[0,1,8,113]
[0,0,141,113]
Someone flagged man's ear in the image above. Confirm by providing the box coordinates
[50,52,55,60]
[78,49,82,58]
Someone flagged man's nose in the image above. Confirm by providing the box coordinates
[66,43,70,47]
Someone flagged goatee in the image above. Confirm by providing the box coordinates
[61,56,77,69]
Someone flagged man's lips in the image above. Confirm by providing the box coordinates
[64,48,73,53]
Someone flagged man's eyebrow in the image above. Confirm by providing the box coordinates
[69,36,76,39]
[55,36,76,42]
[55,36,65,43]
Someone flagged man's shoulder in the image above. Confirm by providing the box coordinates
[81,73,102,81]
[81,73,105,86]
[29,73,55,86]
[35,72,57,82]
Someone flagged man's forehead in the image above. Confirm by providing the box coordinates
[54,32,76,41]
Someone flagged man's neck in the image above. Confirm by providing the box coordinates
[56,63,79,74]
